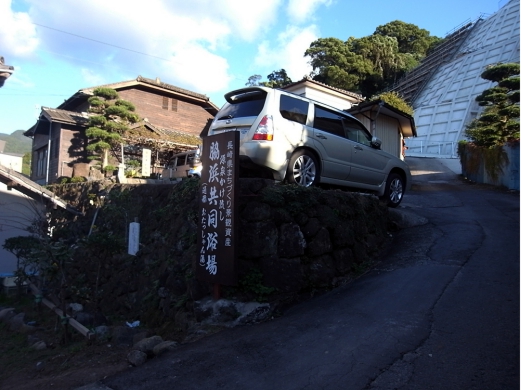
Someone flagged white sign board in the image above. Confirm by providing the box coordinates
[128,222,140,256]
[142,148,151,177]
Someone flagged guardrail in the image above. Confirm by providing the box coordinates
[405,140,458,158]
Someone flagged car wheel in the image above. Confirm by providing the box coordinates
[287,150,320,187]
[382,172,404,207]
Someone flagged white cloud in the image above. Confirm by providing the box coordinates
[254,25,318,81]
[0,0,39,57]
[80,68,106,87]
[211,0,283,42]
[159,0,283,42]
[20,0,282,54]
[286,0,333,24]
[2,0,285,94]
[159,43,232,94]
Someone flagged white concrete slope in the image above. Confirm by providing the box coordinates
[408,0,520,158]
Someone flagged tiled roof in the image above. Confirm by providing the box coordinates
[25,107,92,136]
[155,127,201,144]
[79,76,218,107]
[136,76,210,101]
[347,100,417,138]
[129,121,201,146]
[284,76,365,101]
[41,107,92,125]
[57,76,219,114]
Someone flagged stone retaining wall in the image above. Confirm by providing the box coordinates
[46,178,391,330]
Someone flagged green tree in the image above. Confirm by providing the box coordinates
[246,74,262,86]
[305,37,372,93]
[465,63,520,147]
[85,87,140,170]
[374,20,440,58]
[260,69,293,88]
[305,21,440,97]
[22,152,31,176]
[349,34,415,95]
[2,235,40,298]
[246,69,293,89]
[0,130,32,154]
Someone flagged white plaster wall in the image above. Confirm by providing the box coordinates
[0,153,23,173]
[0,185,37,275]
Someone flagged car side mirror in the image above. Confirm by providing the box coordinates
[371,136,382,149]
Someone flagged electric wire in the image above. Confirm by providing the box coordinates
[33,23,174,63]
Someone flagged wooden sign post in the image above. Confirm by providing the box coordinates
[196,131,239,295]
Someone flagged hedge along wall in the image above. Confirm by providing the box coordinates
[44,178,392,328]
[459,142,520,190]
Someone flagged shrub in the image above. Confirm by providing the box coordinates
[465,63,520,148]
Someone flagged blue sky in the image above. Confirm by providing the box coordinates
[0,0,507,134]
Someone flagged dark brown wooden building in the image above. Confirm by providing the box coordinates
[24,76,219,184]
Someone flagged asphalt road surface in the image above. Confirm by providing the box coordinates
[83,157,520,390]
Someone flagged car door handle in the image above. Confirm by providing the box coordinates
[354,145,363,151]
[316,134,327,140]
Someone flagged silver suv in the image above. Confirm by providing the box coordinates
[207,86,411,207]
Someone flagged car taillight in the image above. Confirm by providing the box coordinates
[252,115,274,141]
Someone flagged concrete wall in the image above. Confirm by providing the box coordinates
[410,0,520,158]
[461,143,520,190]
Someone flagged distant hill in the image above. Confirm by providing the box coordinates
[0,130,32,154]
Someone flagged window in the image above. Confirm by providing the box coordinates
[313,106,346,138]
[162,96,169,110]
[279,95,309,124]
[37,149,47,176]
[218,90,267,119]
[171,98,178,112]
[176,154,186,167]
[342,117,372,146]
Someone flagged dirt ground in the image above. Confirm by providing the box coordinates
[0,345,130,390]
[0,295,135,390]
[0,293,235,390]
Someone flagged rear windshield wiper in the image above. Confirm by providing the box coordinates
[218,114,233,120]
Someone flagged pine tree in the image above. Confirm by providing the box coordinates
[465,63,520,148]
[85,87,139,170]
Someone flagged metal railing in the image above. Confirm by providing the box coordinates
[404,139,459,158]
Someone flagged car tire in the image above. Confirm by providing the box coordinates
[287,150,320,187]
[382,172,405,207]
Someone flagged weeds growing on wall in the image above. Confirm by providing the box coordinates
[458,141,509,183]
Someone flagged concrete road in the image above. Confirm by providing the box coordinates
[83,157,520,390]
[0,183,39,276]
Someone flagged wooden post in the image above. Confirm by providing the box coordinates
[213,283,221,301]
[28,282,95,339]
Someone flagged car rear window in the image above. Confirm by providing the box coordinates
[218,90,267,120]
